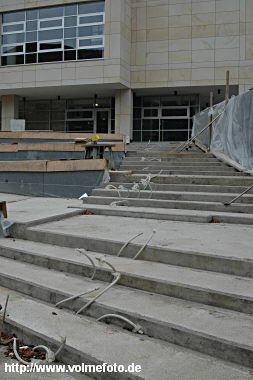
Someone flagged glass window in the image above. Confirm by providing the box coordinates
[38,29,63,41]
[2,45,23,54]
[142,119,159,131]
[160,119,188,130]
[78,25,104,37]
[2,33,24,45]
[67,110,93,119]
[79,15,104,25]
[143,109,158,118]
[1,2,105,66]
[2,55,24,66]
[27,10,38,20]
[162,108,188,117]
[39,42,62,51]
[64,16,77,27]
[79,37,103,47]
[39,7,63,19]
[26,32,37,42]
[143,97,160,107]
[65,5,77,16]
[3,11,25,23]
[3,24,24,33]
[79,2,105,14]
[64,39,76,49]
[39,19,63,29]
[26,21,37,31]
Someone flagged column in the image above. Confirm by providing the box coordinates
[1,95,19,131]
[115,89,133,139]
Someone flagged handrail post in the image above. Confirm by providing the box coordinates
[208,91,213,152]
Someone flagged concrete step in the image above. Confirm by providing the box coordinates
[109,173,253,186]
[4,289,245,380]
[126,152,212,158]
[1,255,253,368]
[128,169,245,176]
[13,215,253,278]
[84,196,253,214]
[94,188,253,204]
[124,157,219,163]
[122,161,227,167]
[120,164,234,171]
[108,182,249,194]
[79,203,253,224]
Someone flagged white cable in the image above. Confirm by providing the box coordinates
[13,338,31,365]
[133,230,156,260]
[96,257,117,273]
[76,272,121,315]
[76,248,96,280]
[55,287,100,308]
[97,314,144,334]
[33,345,55,363]
[117,232,144,257]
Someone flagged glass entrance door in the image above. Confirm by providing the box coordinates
[96,110,110,134]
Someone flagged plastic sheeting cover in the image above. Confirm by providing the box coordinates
[192,90,253,172]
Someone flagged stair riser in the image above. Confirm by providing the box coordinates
[9,232,253,279]
[120,165,234,170]
[124,158,219,163]
[126,152,213,158]
[129,171,244,176]
[92,190,253,204]
[84,197,253,214]
[0,274,252,368]
[109,173,253,186]
[109,182,248,194]
[122,161,226,166]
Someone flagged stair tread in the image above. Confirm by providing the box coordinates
[0,254,253,351]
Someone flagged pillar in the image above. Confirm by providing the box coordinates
[1,95,19,131]
[115,89,133,139]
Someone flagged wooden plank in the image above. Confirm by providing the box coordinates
[0,132,124,141]
[0,201,7,218]
[0,159,107,172]
[18,142,86,152]
[0,144,18,152]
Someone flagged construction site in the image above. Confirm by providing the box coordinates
[0,0,253,379]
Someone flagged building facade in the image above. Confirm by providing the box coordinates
[0,0,252,142]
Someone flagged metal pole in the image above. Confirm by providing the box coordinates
[225,70,230,105]
[208,91,213,151]
[224,184,253,206]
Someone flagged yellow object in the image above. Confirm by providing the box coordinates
[92,135,100,142]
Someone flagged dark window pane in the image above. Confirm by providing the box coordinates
[111,119,115,133]
[26,122,50,131]
[133,96,142,107]
[162,108,188,117]
[142,119,159,131]
[51,122,65,131]
[79,2,105,14]
[78,25,104,37]
[3,24,24,33]
[64,28,77,38]
[51,111,65,120]
[64,50,76,61]
[2,33,24,44]
[38,29,63,41]
[160,130,188,142]
[77,48,103,60]
[1,55,24,66]
[27,10,38,20]
[25,54,37,64]
[142,130,159,142]
[67,111,93,119]
[40,42,62,50]
[39,6,63,19]
[40,19,62,29]
[26,42,37,53]
[3,11,25,23]
[133,108,141,118]
[160,119,188,130]
[133,131,141,141]
[26,32,37,42]
[67,120,94,132]
[2,45,23,54]
[64,16,77,27]
[64,39,76,49]
[144,109,158,117]
[79,37,103,47]
[65,4,77,16]
[133,119,141,130]
[67,99,94,108]
[26,20,37,31]
[143,97,160,107]
[79,15,104,24]
[161,96,189,106]
[38,51,63,63]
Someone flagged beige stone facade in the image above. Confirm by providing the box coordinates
[0,0,252,139]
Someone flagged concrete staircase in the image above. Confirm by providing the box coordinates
[83,144,253,225]
[0,143,253,379]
